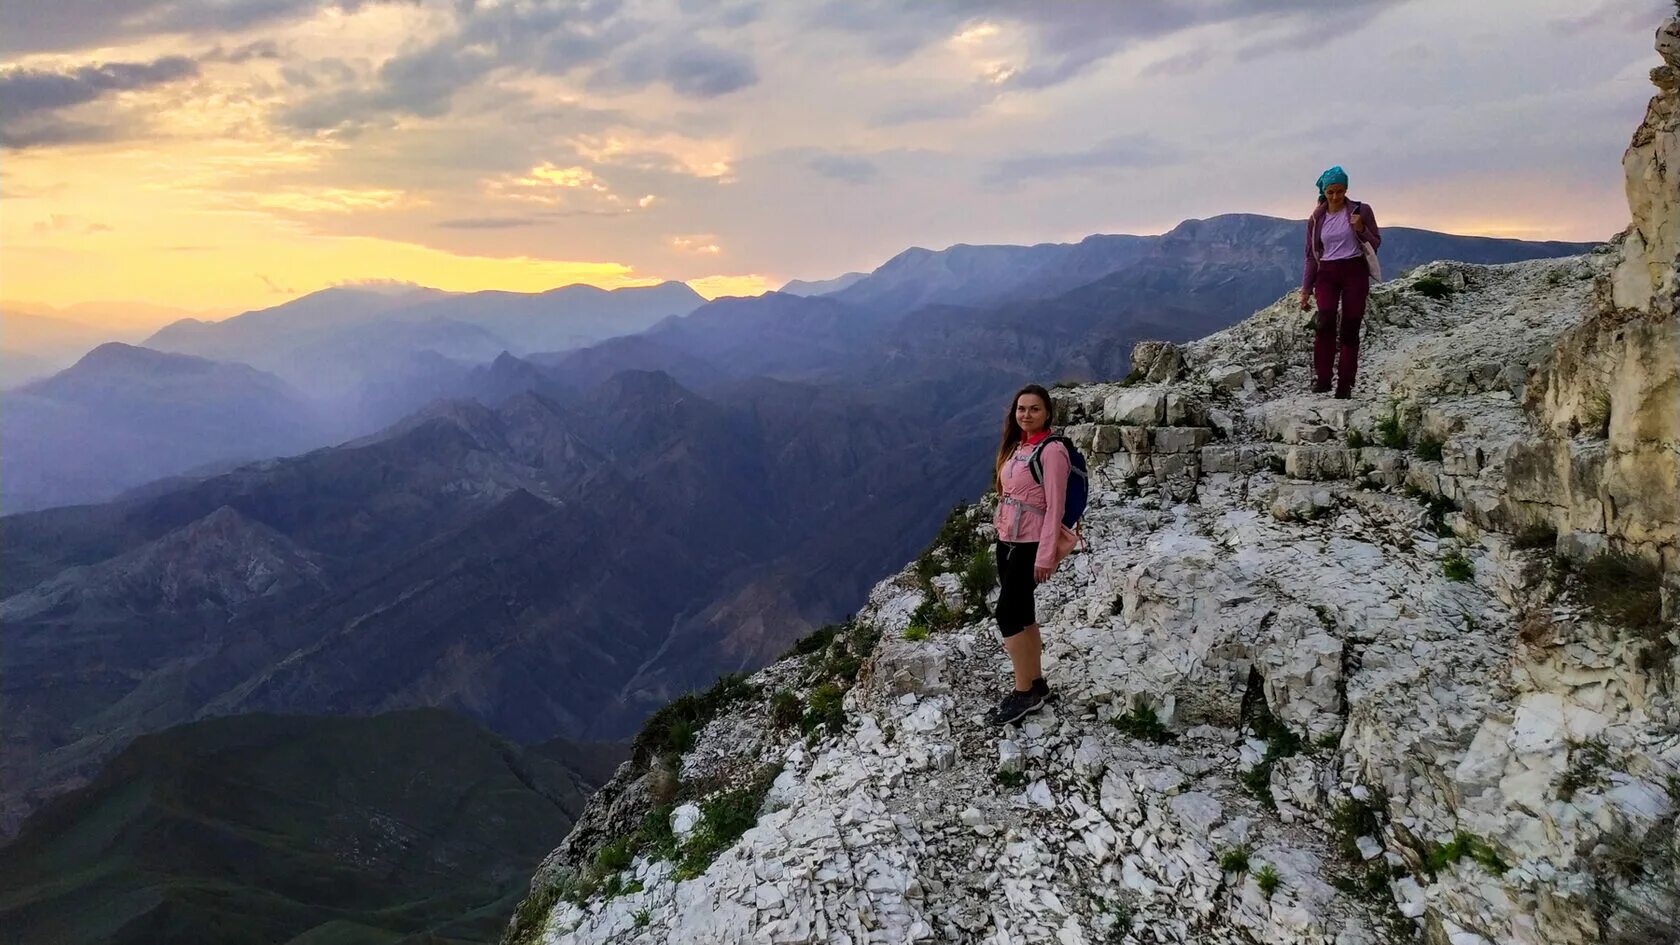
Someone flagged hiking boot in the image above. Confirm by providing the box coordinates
[1333,386,1353,400]
[988,687,1046,725]
[1032,676,1059,703]
[1311,380,1332,394]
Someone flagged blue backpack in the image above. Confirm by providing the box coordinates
[1026,435,1089,529]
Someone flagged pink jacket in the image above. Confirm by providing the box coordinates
[993,437,1070,570]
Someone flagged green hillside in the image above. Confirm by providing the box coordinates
[0,710,621,945]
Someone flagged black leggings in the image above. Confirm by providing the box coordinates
[995,541,1039,638]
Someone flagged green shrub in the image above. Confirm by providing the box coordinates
[1255,865,1282,896]
[673,764,782,880]
[960,547,997,616]
[1345,428,1367,449]
[1413,274,1455,299]
[1583,390,1612,438]
[639,805,680,862]
[634,909,651,928]
[783,623,840,660]
[997,768,1027,789]
[632,673,759,762]
[1239,682,1303,810]
[595,835,636,873]
[1425,831,1508,875]
[902,625,929,642]
[910,597,962,633]
[1442,552,1474,582]
[1377,404,1406,449]
[1557,738,1610,802]
[1111,704,1175,743]
[770,690,803,729]
[801,683,846,735]
[1219,846,1251,873]
[1331,798,1381,862]
[1414,434,1444,462]
[1107,902,1134,940]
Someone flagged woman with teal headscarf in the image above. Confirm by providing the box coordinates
[1300,165,1381,398]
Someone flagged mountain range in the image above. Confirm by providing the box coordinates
[0,710,622,945]
[0,212,1597,854]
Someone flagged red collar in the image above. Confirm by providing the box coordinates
[1022,429,1052,447]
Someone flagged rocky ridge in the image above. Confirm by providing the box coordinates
[506,20,1679,945]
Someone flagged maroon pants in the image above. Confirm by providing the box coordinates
[1313,256,1369,393]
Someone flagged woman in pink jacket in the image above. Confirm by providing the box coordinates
[987,384,1069,725]
[1299,165,1381,399]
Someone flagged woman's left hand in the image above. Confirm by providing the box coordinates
[1351,212,1364,232]
[1034,564,1052,583]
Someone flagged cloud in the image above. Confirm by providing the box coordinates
[1549,0,1669,34]
[1140,48,1212,78]
[435,216,544,229]
[670,233,722,254]
[0,57,200,119]
[279,3,757,136]
[203,39,284,63]
[812,0,1406,90]
[0,55,201,150]
[807,153,879,184]
[984,134,1180,187]
[0,0,404,56]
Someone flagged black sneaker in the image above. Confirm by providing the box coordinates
[988,688,1046,725]
[1032,677,1059,704]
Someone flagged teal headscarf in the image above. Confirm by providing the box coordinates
[1316,165,1349,198]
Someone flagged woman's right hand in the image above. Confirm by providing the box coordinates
[1299,289,1312,311]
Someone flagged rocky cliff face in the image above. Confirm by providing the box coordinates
[504,17,1679,945]
[1512,14,1680,615]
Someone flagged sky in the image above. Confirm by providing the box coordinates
[0,0,1668,322]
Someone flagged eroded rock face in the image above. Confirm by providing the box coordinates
[1513,16,1680,581]
[1611,16,1680,318]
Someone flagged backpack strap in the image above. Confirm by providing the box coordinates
[1026,435,1070,486]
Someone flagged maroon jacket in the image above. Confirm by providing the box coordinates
[1302,200,1381,294]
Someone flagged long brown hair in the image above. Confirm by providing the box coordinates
[994,384,1053,493]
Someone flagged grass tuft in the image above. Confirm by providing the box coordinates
[1413,274,1455,299]
[769,690,803,729]
[1425,831,1508,876]
[1442,552,1474,582]
[1255,865,1282,896]
[1111,704,1175,743]
[901,624,929,642]
[1584,390,1612,438]
[1377,404,1407,449]
[1219,845,1252,873]
[1414,434,1444,462]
